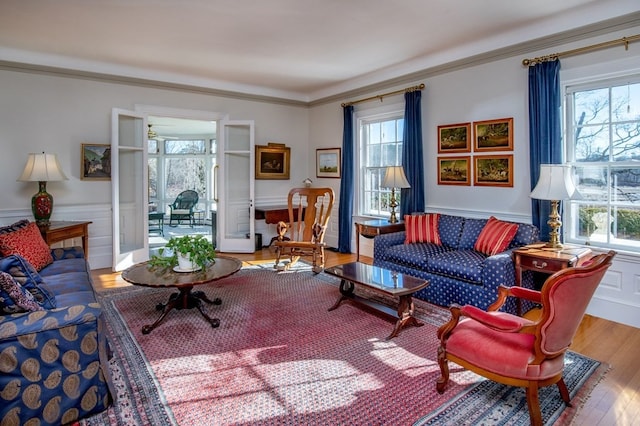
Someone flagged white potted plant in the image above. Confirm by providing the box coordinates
[149,235,216,272]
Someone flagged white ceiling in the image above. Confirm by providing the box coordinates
[2,0,639,105]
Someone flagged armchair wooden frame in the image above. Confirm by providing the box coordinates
[436,250,616,426]
[274,187,335,273]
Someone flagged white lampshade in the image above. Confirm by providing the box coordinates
[530,164,580,201]
[18,152,68,182]
[382,166,410,189]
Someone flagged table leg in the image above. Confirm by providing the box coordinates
[328,279,355,311]
[387,294,423,340]
[141,287,222,334]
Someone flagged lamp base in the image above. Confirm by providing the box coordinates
[544,200,563,250]
[32,181,53,226]
[388,188,399,223]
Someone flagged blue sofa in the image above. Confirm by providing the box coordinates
[373,214,539,314]
[0,247,112,425]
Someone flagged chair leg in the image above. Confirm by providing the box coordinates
[436,345,450,394]
[557,378,572,407]
[525,383,543,426]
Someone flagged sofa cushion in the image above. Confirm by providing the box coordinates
[383,242,451,270]
[474,216,519,256]
[0,221,53,271]
[0,255,57,309]
[459,218,488,249]
[404,213,441,244]
[428,250,486,284]
[438,214,465,249]
[0,271,43,313]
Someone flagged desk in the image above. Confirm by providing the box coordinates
[255,205,305,247]
[255,205,304,224]
[39,221,92,257]
[355,219,405,261]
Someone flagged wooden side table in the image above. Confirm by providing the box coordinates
[355,219,405,261]
[39,221,92,257]
[513,243,592,313]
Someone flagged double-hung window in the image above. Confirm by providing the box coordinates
[565,75,640,252]
[358,112,404,218]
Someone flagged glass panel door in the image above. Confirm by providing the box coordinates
[217,120,254,252]
[111,108,148,271]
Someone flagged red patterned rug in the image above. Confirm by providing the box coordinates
[82,264,606,425]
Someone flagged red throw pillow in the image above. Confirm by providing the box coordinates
[0,222,53,271]
[474,216,519,256]
[404,213,441,244]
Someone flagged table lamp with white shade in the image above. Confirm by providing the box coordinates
[382,166,411,223]
[530,164,581,249]
[18,152,68,226]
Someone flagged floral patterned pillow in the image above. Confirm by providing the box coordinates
[0,271,43,313]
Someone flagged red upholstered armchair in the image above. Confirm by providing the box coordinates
[436,250,616,426]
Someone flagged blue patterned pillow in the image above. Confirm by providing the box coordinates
[0,271,43,313]
[0,254,56,309]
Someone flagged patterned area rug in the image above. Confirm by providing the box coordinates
[81,263,606,425]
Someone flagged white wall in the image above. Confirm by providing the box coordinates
[0,69,310,267]
[308,24,640,328]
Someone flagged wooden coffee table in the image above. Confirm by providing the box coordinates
[325,262,428,340]
[121,255,242,334]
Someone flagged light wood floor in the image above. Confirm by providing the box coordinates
[91,249,639,425]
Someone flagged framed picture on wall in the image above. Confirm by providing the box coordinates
[437,156,471,185]
[255,143,291,180]
[474,154,513,187]
[474,117,514,152]
[81,143,111,181]
[437,122,471,153]
[316,148,341,178]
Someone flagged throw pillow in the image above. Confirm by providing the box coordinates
[0,271,43,314]
[0,254,56,309]
[0,219,30,235]
[474,216,519,256]
[0,221,53,271]
[404,213,441,245]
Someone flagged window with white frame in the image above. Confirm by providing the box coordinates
[148,139,217,216]
[358,112,405,218]
[565,75,640,252]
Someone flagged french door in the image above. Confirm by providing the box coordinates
[111,108,149,271]
[217,120,255,252]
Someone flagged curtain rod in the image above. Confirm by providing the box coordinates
[522,33,640,66]
[341,83,425,107]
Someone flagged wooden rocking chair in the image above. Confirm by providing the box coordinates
[274,187,335,273]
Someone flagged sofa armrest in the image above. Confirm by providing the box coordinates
[50,246,85,261]
[0,302,102,338]
[481,251,516,288]
[373,231,406,260]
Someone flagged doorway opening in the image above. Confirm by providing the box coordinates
[146,115,217,255]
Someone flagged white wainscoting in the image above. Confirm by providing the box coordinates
[0,204,113,270]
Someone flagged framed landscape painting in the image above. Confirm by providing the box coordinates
[81,143,111,180]
[437,122,471,153]
[437,156,471,185]
[474,117,513,152]
[474,154,513,187]
[316,148,341,178]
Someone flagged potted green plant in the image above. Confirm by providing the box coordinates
[149,235,216,272]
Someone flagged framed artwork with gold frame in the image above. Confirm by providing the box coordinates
[474,155,513,187]
[474,117,514,152]
[437,156,471,186]
[255,143,290,180]
[437,122,471,153]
